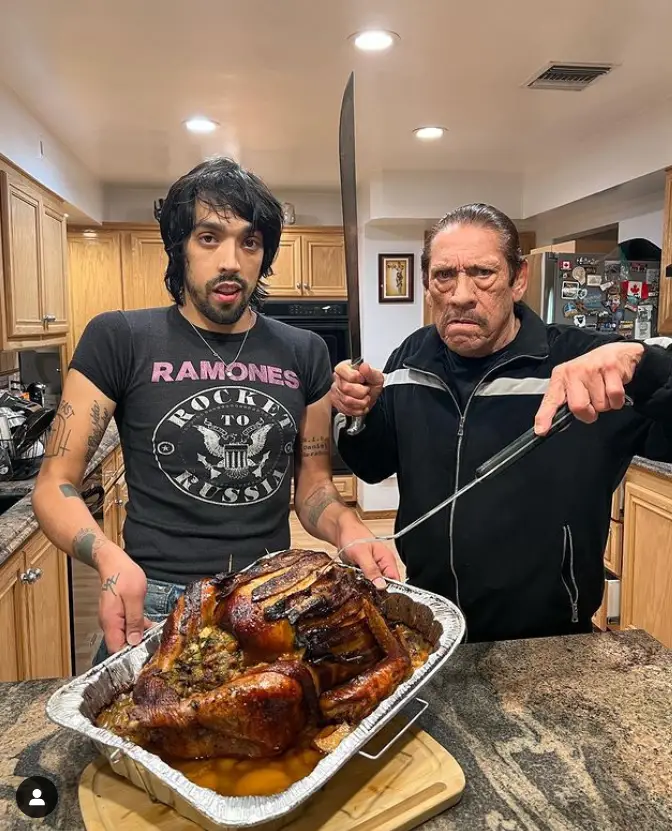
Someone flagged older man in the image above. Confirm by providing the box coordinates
[331,203,672,643]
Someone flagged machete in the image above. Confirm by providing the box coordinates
[338,72,366,436]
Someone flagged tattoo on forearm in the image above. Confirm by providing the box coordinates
[72,527,105,568]
[44,398,74,459]
[303,483,344,529]
[300,435,330,458]
[101,573,119,596]
[59,483,81,499]
[85,401,110,464]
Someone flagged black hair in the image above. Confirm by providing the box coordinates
[158,156,283,307]
[421,203,524,288]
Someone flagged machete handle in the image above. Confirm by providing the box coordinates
[346,357,366,436]
[474,404,574,479]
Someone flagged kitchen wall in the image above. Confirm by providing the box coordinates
[618,209,664,248]
[522,102,672,217]
[356,223,426,514]
[103,184,343,226]
[527,170,665,247]
[0,80,102,223]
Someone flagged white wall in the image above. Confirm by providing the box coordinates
[104,184,342,226]
[367,170,523,223]
[523,100,672,217]
[0,81,102,222]
[527,172,665,247]
[356,222,426,514]
[618,209,664,248]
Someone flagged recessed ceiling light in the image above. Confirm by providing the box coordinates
[414,126,445,140]
[350,30,399,51]
[184,116,219,134]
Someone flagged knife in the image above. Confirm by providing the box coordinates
[336,404,575,559]
[338,72,366,436]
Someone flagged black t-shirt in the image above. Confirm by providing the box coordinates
[70,306,332,584]
[441,336,518,410]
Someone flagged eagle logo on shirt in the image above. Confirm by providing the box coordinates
[152,386,297,506]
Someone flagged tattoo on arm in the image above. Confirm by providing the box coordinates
[44,399,74,459]
[72,527,105,568]
[101,573,120,596]
[59,483,81,499]
[85,401,111,465]
[300,435,331,458]
[303,483,344,530]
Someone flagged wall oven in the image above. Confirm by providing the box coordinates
[261,300,352,475]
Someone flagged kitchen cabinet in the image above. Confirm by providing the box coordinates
[620,466,672,648]
[0,529,71,682]
[0,161,69,349]
[67,225,347,357]
[121,230,170,311]
[265,228,346,298]
[658,167,672,334]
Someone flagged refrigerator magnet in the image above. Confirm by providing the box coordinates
[560,260,571,270]
[573,315,587,327]
[577,287,588,299]
[586,274,602,286]
[563,301,579,317]
[572,266,586,283]
[561,281,579,299]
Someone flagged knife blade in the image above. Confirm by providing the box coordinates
[338,72,366,436]
[336,404,576,559]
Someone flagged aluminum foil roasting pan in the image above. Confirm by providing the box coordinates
[46,558,466,830]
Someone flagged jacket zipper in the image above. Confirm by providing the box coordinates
[561,525,580,623]
[402,353,548,642]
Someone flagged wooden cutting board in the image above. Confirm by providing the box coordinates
[79,723,465,831]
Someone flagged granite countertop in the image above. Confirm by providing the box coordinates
[0,423,120,568]
[0,629,670,830]
[630,456,672,480]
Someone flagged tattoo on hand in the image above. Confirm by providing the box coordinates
[85,401,110,465]
[300,435,330,458]
[101,572,120,596]
[72,527,105,568]
[59,483,81,499]
[44,399,74,459]
[304,484,344,529]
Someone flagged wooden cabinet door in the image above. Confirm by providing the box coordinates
[115,472,128,549]
[267,234,302,297]
[67,231,124,357]
[0,553,25,681]
[303,233,346,297]
[21,533,72,679]
[0,171,45,338]
[41,204,69,334]
[121,230,170,310]
[621,471,672,647]
[103,487,118,544]
[659,167,672,335]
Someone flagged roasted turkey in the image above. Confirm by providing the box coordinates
[95,549,432,761]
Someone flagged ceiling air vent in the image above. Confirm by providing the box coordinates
[525,62,613,91]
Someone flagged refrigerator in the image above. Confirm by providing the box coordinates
[526,246,661,341]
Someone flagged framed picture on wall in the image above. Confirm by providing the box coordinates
[378,254,415,303]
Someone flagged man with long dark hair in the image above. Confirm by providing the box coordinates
[331,202,672,643]
[33,157,397,665]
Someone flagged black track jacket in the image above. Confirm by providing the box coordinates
[335,303,672,643]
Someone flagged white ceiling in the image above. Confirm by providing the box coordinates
[1,0,671,190]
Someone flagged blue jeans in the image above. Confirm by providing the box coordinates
[91,578,186,667]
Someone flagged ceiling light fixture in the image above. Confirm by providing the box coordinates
[414,126,445,140]
[184,116,219,134]
[350,30,399,51]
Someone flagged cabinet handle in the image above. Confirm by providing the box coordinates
[42,314,56,324]
[115,498,124,505]
[302,283,310,291]
[20,567,43,584]
[296,283,301,290]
